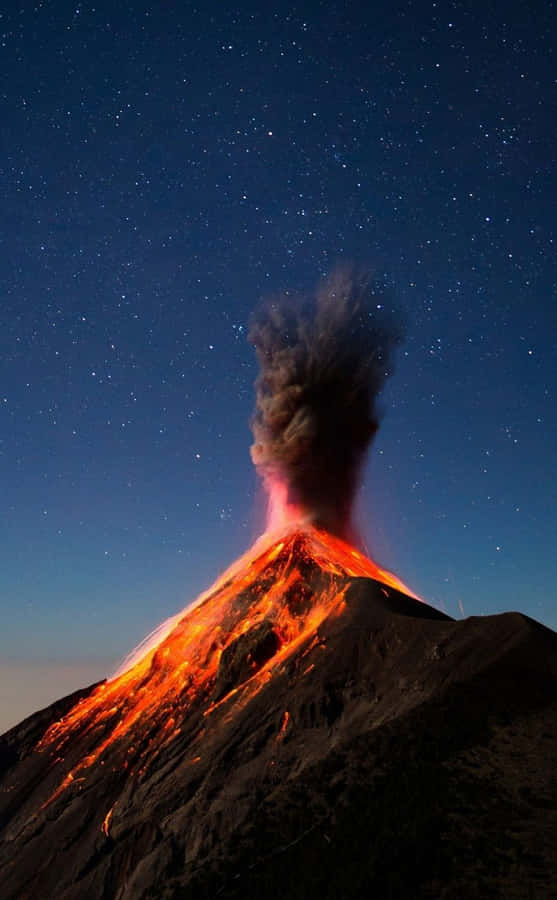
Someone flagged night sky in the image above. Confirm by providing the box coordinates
[2,1,555,731]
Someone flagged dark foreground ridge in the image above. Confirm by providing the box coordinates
[1,531,556,899]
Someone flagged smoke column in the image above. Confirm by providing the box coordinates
[249,266,403,542]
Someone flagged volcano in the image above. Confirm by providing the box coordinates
[2,272,557,897]
[1,526,556,899]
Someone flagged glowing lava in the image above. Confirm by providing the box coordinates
[37,526,419,807]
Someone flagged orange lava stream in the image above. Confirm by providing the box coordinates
[37,526,419,807]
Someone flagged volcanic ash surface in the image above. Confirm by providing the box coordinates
[1,527,556,900]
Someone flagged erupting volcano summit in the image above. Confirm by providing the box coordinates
[1,270,556,899]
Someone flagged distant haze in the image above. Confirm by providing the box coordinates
[0,660,116,735]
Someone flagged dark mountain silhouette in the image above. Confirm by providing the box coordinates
[1,528,556,899]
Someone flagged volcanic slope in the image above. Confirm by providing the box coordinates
[1,528,556,899]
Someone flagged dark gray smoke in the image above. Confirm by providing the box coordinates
[249,266,403,541]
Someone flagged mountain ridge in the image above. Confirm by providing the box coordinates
[1,530,556,898]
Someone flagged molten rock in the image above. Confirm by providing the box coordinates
[1,528,556,899]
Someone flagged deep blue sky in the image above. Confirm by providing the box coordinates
[1,1,555,728]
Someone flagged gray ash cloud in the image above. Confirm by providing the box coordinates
[249,266,403,541]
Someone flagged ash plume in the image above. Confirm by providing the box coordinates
[249,266,403,541]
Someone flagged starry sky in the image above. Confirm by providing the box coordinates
[1,0,555,731]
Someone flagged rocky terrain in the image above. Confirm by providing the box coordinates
[1,529,556,898]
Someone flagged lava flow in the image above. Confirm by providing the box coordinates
[36,525,418,807]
